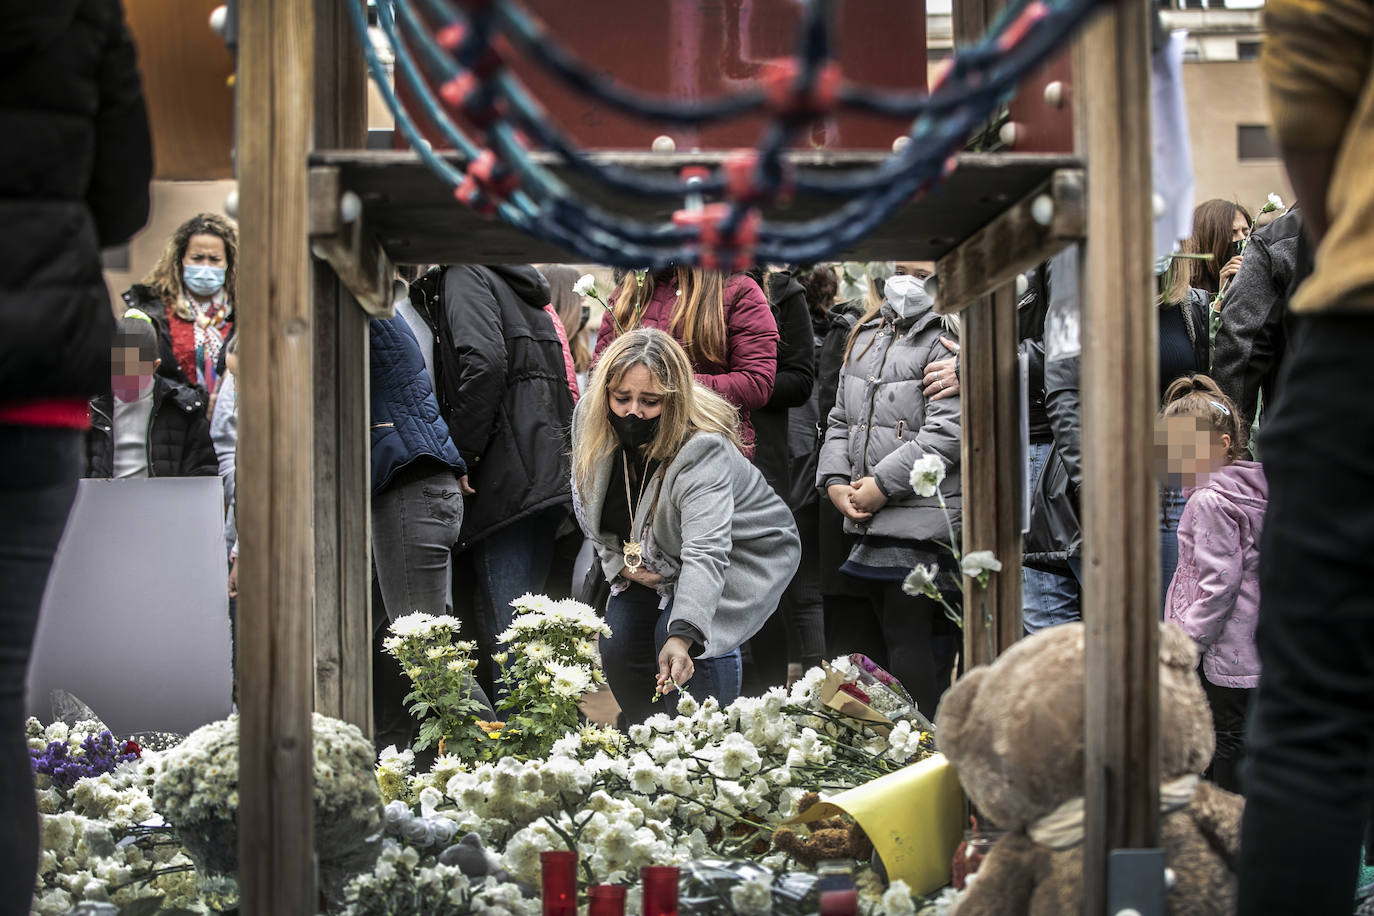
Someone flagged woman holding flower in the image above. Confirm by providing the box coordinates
[816,261,962,718]
[571,329,800,725]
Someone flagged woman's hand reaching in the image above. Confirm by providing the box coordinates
[656,636,694,696]
[620,564,664,589]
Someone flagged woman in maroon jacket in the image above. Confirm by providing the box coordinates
[592,268,778,455]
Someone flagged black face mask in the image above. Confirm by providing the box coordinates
[607,409,660,449]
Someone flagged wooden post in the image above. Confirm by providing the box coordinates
[236,0,317,909]
[958,285,1025,667]
[311,0,372,731]
[951,0,1022,668]
[1074,0,1160,911]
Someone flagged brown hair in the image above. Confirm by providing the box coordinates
[1187,199,1252,295]
[608,268,728,367]
[142,212,239,321]
[1161,373,1247,462]
[799,264,838,319]
[539,264,592,373]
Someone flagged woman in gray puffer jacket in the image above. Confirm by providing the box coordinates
[817,262,962,718]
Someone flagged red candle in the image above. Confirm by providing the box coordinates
[640,865,680,916]
[587,884,628,916]
[819,888,859,916]
[541,850,578,916]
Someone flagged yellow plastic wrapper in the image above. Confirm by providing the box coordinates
[786,754,965,897]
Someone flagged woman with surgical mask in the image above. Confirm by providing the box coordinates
[816,261,964,718]
[121,213,237,405]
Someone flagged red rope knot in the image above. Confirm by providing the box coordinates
[724,149,794,205]
[672,203,761,271]
[997,1,1050,52]
[455,149,519,216]
[760,59,841,121]
[440,72,505,129]
[435,23,509,80]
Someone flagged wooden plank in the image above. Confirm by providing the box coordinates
[312,0,373,732]
[959,285,1024,668]
[309,166,397,318]
[1074,0,1160,911]
[310,149,1079,264]
[235,0,317,909]
[933,169,1085,315]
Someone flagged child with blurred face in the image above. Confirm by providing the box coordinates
[1158,374,1267,793]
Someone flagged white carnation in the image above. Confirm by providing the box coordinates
[573,274,597,297]
[909,454,946,497]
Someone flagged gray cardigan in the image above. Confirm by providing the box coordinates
[571,403,801,659]
[817,306,962,541]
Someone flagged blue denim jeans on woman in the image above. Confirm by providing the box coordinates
[601,583,741,726]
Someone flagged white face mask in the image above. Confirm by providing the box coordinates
[884,273,932,319]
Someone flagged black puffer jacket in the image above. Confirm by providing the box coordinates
[753,271,816,499]
[439,265,574,547]
[0,1,152,403]
[87,377,219,478]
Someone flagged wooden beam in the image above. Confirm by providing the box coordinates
[933,169,1085,315]
[309,149,1079,264]
[1075,0,1160,911]
[309,166,396,319]
[959,284,1025,667]
[311,0,373,733]
[236,0,317,909]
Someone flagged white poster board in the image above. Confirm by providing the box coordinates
[28,477,233,736]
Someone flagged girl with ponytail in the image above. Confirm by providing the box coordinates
[1159,374,1267,792]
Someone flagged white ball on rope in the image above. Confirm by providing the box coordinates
[209,5,228,36]
[651,135,677,153]
[223,189,239,220]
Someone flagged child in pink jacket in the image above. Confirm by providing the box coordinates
[1161,374,1267,793]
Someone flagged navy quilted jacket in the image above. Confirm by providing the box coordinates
[369,316,465,494]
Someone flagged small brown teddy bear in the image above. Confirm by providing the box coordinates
[773,792,874,867]
[934,623,1244,916]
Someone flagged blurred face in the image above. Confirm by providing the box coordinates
[111,345,159,402]
[1231,211,1250,242]
[1154,415,1230,487]
[608,364,664,420]
[183,234,227,269]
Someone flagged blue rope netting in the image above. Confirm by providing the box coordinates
[348,0,1104,269]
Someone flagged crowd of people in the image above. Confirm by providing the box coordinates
[2,0,1372,912]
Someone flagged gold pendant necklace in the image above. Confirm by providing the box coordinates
[622,450,652,571]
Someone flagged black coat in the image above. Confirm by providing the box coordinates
[87,377,219,479]
[753,271,816,499]
[0,0,152,402]
[439,265,573,547]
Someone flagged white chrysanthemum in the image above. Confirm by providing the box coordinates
[880,878,917,916]
[627,753,659,794]
[547,661,593,699]
[731,876,774,916]
[902,563,940,599]
[961,550,1003,580]
[909,454,946,497]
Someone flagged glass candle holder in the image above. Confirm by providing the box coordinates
[541,850,578,916]
[640,865,680,916]
[588,884,628,916]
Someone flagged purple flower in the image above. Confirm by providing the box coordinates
[31,730,140,791]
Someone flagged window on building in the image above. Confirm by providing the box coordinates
[1237,124,1278,161]
[1237,40,1261,60]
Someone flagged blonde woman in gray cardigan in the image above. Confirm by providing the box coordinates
[572,329,801,725]
[817,261,962,718]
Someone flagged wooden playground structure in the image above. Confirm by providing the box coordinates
[233,0,1160,912]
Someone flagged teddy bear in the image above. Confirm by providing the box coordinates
[772,792,875,867]
[933,622,1244,916]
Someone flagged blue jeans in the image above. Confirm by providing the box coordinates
[602,584,741,726]
[1023,441,1082,633]
[0,427,82,912]
[1160,487,1186,618]
[472,508,561,686]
